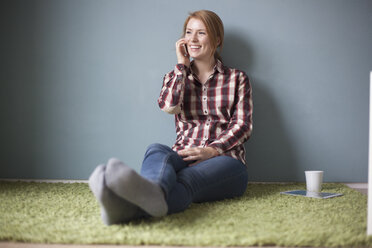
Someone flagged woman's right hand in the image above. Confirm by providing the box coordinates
[175,38,190,67]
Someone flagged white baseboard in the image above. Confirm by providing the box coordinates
[345,183,368,189]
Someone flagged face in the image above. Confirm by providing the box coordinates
[184,18,215,61]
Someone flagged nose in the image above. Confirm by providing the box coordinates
[191,32,198,42]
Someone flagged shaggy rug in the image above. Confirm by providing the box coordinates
[0,181,371,247]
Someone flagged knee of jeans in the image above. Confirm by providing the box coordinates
[145,143,171,156]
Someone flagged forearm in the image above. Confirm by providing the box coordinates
[158,64,188,114]
[208,121,252,154]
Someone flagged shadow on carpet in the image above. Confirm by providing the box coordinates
[0,181,371,247]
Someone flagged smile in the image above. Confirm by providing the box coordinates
[190,45,201,49]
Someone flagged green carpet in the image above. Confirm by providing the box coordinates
[1,181,372,247]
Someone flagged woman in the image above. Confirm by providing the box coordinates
[88,10,253,225]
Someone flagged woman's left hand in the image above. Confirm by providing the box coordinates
[178,147,219,166]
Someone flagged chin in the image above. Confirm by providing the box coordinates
[190,54,203,60]
[189,53,198,58]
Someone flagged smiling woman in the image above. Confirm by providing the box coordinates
[184,18,215,60]
[88,9,253,225]
[183,10,224,61]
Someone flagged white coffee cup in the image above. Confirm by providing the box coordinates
[305,170,324,192]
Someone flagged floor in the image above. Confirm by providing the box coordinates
[0,183,368,248]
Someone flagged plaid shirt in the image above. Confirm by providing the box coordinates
[158,60,253,164]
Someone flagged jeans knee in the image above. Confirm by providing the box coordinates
[146,143,166,151]
[145,143,171,156]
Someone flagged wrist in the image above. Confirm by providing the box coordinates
[177,58,190,67]
[178,62,190,68]
[206,147,219,158]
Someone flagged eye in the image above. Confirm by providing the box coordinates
[199,31,206,35]
[186,31,191,35]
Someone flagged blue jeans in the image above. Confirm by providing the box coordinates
[140,143,248,214]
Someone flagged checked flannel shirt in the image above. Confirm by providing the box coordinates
[158,59,253,165]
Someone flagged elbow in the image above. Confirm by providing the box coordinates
[158,98,181,115]
[163,105,181,114]
[244,122,253,138]
[159,102,181,115]
[244,123,253,140]
[236,121,253,140]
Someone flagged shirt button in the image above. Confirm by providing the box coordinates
[203,97,207,101]
[204,110,208,114]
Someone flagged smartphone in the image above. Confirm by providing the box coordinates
[183,44,188,57]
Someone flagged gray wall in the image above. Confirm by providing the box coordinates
[1,0,372,182]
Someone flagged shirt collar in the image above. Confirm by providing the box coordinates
[215,59,224,74]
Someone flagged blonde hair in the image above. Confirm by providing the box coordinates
[182,10,224,61]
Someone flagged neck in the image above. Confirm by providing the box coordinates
[192,56,216,76]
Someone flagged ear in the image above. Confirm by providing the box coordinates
[217,37,221,47]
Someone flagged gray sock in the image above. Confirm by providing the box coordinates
[105,158,168,217]
[88,164,142,225]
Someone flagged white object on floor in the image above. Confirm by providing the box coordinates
[305,171,323,192]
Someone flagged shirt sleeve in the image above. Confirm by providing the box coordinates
[208,71,253,154]
[157,64,188,114]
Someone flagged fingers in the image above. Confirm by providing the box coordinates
[178,148,200,160]
[178,148,201,167]
[175,38,188,49]
[178,147,219,166]
[175,39,186,55]
[175,38,190,66]
[177,147,198,156]
[179,151,200,161]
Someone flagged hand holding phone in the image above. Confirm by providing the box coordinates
[175,38,190,67]
[182,44,188,57]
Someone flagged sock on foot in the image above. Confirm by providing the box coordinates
[105,158,168,217]
[88,164,143,225]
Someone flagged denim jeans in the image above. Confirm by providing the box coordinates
[140,143,248,214]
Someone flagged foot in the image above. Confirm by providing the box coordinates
[105,158,168,217]
[88,164,141,225]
